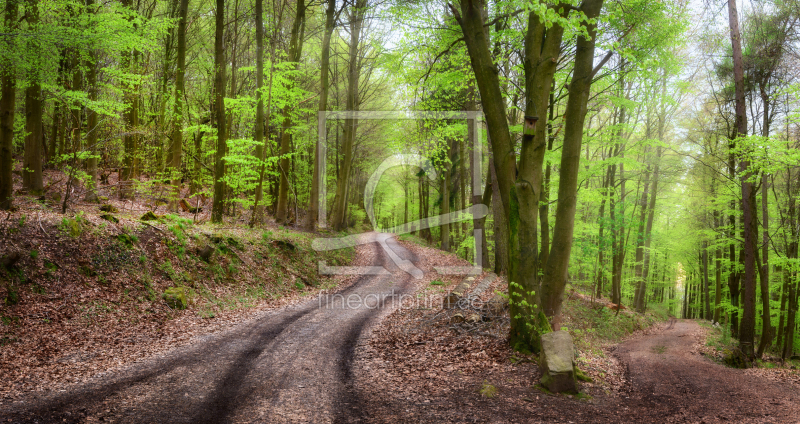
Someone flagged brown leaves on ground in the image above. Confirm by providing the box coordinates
[350,240,664,423]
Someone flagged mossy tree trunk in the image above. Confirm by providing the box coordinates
[0,0,16,210]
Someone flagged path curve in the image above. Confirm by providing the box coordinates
[612,319,800,423]
[1,234,416,424]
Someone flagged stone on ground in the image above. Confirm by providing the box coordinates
[163,287,188,310]
[539,330,577,393]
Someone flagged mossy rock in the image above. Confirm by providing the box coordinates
[100,204,118,213]
[117,233,138,248]
[226,237,244,250]
[723,348,752,369]
[100,214,119,223]
[140,211,160,221]
[163,286,188,310]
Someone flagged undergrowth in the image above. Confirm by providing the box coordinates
[561,292,667,355]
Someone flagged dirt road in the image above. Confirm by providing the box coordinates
[1,234,416,424]
[609,319,800,423]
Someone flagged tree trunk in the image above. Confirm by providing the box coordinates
[756,174,772,358]
[639,147,661,312]
[539,0,604,323]
[633,160,651,312]
[703,241,712,320]
[119,0,137,200]
[714,208,723,323]
[471,114,491,269]
[539,90,556,268]
[0,0,16,210]
[211,0,227,223]
[330,0,365,231]
[595,152,614,298]
[169,0,189,210]
[23,0,43,194]
[276,0,306,223]
[490,155,507,274]
[306,0,336,230]
[441,136,452,252]
[728,0,756,360]
[776,265,787,349]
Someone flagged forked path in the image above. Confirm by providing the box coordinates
[1,234,416,424]
[610,319,800,423]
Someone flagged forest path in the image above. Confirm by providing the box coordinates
[609,319,800,423]
[1,233,415,424]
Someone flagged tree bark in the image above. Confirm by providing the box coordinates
[119,0,137,200]
[756,174,772,357]
[633,158,652,312]
[276,0,307,224]
[23,0,43,194]
[330,0,366,231]
[714,208,723,323]
[169,0,189,210]
[441,136,452,252]
[306,0,336,231]
[539,0,604,323]
[0,0,16,210]
[211,0,227,223]
[728,0,757,360]
[703,241,712,320]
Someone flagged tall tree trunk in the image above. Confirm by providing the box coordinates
[0,0,16,210]
[470,108,491,269]
[539,0,604,323]
[490,157,508,274]
[169,0,189,210]
[82,0,99,202]
[703,241,712,320]
[330,0,365,231]
[728,0,757,360]
[756,174,772,357]
[441,136,452,252]
[633,159,652,312]
[639,147,661,312]
[783,179,798,359]
[23,0,43,194]
[276,0,307,224]
[251,0,267,223]
[776,265,787,349]
[306,0,336,230]
[539,90,556,268]
[714,208,723,323]
[595,150,614,298]
[211,0,227,223]
[119,0,137,199]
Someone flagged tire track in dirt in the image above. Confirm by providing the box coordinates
[611,319,800,423]
[1,234,419,424]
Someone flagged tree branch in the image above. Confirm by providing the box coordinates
[591,24,636,78]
